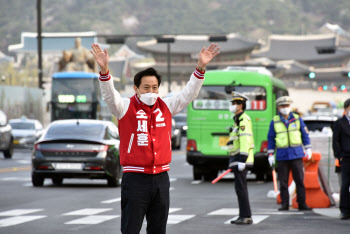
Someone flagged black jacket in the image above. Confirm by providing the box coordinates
[333,116,350,159]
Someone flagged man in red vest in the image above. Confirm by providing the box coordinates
[91,42,220,233]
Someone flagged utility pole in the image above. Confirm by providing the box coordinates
[37,0,43,89]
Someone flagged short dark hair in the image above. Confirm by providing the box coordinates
[344,98,350,109]
[133,67,162,88]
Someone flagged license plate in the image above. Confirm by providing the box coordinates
[219,136,229,146]
[13,140,19,144]
[54,163,82,170]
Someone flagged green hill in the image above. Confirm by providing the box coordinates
[1,0,350,53]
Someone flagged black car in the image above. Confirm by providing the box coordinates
[0,110,13,159]
[31,119,121,187]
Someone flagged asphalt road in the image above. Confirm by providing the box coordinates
[0,137,348,234]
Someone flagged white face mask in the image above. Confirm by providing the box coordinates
[229,105,237,114]
[280,107,291,116]
[348,111,350,117]
[137,89,158,106]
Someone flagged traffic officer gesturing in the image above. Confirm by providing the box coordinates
[90,43,220,234]
[227,92,254,225]
[267,96,312,211]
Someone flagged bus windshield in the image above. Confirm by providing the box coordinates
[193,85,266,110]
[52,78,96,103]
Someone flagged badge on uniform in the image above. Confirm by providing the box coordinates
[240,126,245,131]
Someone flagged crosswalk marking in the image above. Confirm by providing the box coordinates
[168,215,195,224]
[225,215,269,225]
[0,209,43,216]
[65,215,119,225]
[101,198,121,204]
[63,208,112,216]
[0,215,46,227]
[208,208,239,216]
[169,208,182,213]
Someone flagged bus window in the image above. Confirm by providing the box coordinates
[193,86,266,110]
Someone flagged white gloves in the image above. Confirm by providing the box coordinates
[268,154,275,167]
[238,162,246,171]
[306,148,312,160]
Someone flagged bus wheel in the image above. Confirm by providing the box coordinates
[193,166,202,181]
[203,170,217,182]
[256,172,265,181]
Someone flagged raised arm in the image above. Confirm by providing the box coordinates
[90,43,129,120]
[90,43,109,74]
[164,43,220,115]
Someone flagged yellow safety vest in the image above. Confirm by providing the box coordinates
[273,113,302,149]
[227,112,254,165]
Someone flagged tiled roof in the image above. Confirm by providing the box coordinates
[252,34,350,62]
[137,34,259,54]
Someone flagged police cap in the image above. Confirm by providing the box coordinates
[231,92,249,102]
[276,96,293,106]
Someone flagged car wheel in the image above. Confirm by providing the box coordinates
[32,173,44,187]
[3,139,13,159]
[107,165,121,187]
[52,178,63,185]
[193,166,202,180]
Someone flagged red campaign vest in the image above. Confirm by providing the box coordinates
[118,95,172,174]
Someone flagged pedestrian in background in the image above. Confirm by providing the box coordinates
[267,96,312,211]
[226,92,254,225]
[90,43,220,234]
[332,98,350,220]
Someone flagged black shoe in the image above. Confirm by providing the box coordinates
[340,213,350,220]
[278,205,289,211]
[231,217,253,225]
[298,204,312,211]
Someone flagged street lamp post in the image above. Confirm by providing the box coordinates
[156,37,175,93]
[36,0,43,89]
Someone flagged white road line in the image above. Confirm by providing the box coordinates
[167,215,195,224]
[225,215,269,225]
[169,178,177,182]
[191,180,202,184]
[16,160,31,164]
[1,177,31,181]
[0,209,43,216]
[63,208,112,216]
[208,208,239,216]
[0,216,46,227]
[65,215,119,225]
[169,208,182,213]
[101,198,121,204]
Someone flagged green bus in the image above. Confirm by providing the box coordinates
[186,67,288,181]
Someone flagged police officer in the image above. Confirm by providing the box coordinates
[267,96,312,211]
[227,92,254,225]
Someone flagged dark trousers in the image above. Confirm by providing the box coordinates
[121,172,170,234]
[340,159,350,214]
[278,158,306,207]
[232,167,252,218]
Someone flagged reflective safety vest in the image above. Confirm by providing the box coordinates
[227,112,254,165]
[273,113,302,149]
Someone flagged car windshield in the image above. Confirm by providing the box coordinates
[10,122,35,130]
[193,85,266,110]
[45,123,105,139]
